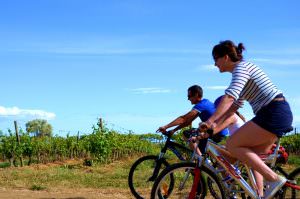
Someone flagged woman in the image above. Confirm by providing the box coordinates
[205,40,293,198]
[213,95,246,135]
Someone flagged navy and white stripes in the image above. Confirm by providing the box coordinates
[225,61,282,114]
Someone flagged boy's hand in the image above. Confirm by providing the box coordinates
[198,122,209,132]
[198,122,214,138]
[157,126,167,133]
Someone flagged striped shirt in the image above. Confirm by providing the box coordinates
[225,61,282,114]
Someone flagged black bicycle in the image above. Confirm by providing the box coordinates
[128,131,207,199]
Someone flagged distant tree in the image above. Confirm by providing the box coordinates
[26,119,52,137]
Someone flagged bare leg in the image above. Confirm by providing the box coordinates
[226,121,278,182]
[251,138,275,197]
[191,142,201,156]
[253,170,264,196]
[216,146,237,163]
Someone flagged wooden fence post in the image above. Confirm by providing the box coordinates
[14,121,23,167]
[99,118,103,131]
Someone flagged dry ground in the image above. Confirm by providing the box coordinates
[0,187,135,199]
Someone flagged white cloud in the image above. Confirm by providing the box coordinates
[0,106,56,120]
[196,64,217,72]
[251,48,300,56]
[250,58,300,65]
[129,87,171,94]
[206,86,228,90]
[8,46,207,56]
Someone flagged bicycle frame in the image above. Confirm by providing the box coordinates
[159,134,194,160]
[205,140,261,198]
[199,138,300,199]
[149,133,194,181]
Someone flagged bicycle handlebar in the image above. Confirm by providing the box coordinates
[156,130,173,137]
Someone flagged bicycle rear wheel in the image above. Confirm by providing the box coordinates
[128,155,170,199]
[151,162,225,199]
[281,167,300,199]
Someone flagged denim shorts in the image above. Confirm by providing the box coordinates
[183,128,226,153]
[252,95,293,137]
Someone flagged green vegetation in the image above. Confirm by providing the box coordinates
[0,122,162,167]
[0,121,299,168]
[281,133,300,155]
[288,154,300,166]
[26,119,53,137]
[0,122,299,193]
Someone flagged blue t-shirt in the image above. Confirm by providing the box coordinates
[192,98,229,137]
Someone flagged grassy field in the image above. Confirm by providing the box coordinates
[0,158,134,190]
[0,157,138,199]
[0,154,299,198]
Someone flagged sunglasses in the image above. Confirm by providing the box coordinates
[213,56,220,62]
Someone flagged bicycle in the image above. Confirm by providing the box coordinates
[151,129,300,199]
[209,138,291,199]
[128,131,207,199]
[281,167,300,198]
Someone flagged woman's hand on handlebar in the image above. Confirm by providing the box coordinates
[205,120,217,130]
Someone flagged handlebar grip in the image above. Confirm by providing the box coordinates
[161,131,171,136]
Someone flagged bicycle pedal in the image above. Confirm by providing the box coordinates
[287,179,296,184]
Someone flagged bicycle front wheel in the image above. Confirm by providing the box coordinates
[128,155,170,199]
[151,162,225,199]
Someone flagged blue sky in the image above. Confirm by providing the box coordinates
[1,0,300,136]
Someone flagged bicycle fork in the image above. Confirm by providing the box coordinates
[148,153,165,182]
[188,167,201,199]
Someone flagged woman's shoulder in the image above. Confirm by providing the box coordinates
[234,60,259,72]
[237,60,260,68]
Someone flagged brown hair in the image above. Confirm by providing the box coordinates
[212,40,245,62]
[188,85,203,98]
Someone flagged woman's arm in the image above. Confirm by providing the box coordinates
[207,94,235,125]
[215,103,239,126]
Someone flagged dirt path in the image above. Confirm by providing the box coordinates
[0,188,135,199]
[0,188,217,199]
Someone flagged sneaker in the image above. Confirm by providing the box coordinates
[264,175,286,199]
